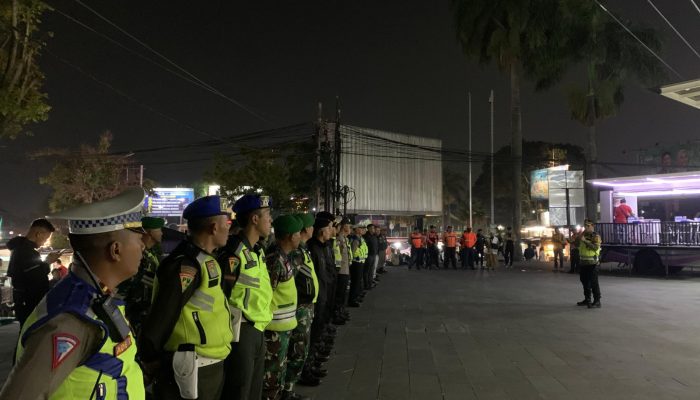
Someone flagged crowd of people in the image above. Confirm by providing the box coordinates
[0,189,390,400]
[406,225,517,271]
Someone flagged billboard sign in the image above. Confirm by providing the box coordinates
[530,169,549,200]
[145,188,195,217]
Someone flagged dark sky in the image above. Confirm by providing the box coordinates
[1,0,700,227]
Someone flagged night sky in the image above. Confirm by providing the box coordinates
[1,0,699,227]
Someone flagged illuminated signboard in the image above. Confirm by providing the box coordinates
[530,169,549,200]
[145,188,194,217]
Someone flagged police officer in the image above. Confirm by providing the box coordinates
[217,194,274,400]
[333,218,352,324]
[348,225,367,306]
[0,188,146,399]
[443,226,458,269]
[576,220,603,308]
[119,216,164,336]
[286,213,320,390]
[262,215,303,400]
[139,195,233,400]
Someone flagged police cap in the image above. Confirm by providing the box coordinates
[233,194,272,216]
[183,195,229,221]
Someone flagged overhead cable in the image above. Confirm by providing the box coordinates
[646,0,700,61]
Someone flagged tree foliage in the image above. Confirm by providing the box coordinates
[206,140,315,213]
[33,132,153,212]
[0,0,51,139]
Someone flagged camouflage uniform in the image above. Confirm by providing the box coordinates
[263,244,297,400]
[117,247,160,335]
[283,303,314,394]
[282,247,317,395]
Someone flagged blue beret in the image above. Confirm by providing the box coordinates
[233,194,272,216]
[183,195,229,220]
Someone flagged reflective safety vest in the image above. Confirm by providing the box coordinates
[579,233,602,266]
[17,273,145,400]
[298,245,319,303]
[444,232,458,247]
[267,250,298,332]
[462,232,477,248]
[156,247,233,359]
[227,240,273,332]
[331,237,342,269]
[352,235,367,263]
[410,233,423,248]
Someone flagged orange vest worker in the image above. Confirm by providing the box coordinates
[444,231,457,248]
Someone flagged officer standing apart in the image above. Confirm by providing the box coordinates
[284,214,319,394]
[6,219,60,330]
[218,194,274,400]
[503,227,515,268]
[262,215,302,400]
[576,220,603,309]
[552,228,566,272]
[0,188,146,399]
[119,216,164,336]
[139,196,233,400]
[348,225,366,306]
[443,226,458,269]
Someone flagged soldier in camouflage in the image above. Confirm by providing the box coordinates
[282,213,317,399]
[117,216,164,336]
[263,215,303,400]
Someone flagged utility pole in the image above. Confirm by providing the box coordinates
[468,92,473,228]
[139,165,144,187]
[489,90,495,227]
[315,102,322,212]
[334,97,342,214]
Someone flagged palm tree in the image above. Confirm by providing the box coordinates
[562,0,664,220]
[451,0,567,258]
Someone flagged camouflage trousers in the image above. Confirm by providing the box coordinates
[282,303,314,393]
[263,329,292,400]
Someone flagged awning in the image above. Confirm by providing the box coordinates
[659,78,700,110]
[589,170,700,198]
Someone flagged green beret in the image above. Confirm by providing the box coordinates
[294,213,315,229]
[142,216,165,230]
[273,215,303,236]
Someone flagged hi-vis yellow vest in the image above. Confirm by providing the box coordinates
[17,273,145,400]
[266,249,298,332]
[331,237,342,269]
[352,236,367,263]
[227,241,273,332]
[156,250,233,359]
[299,246,319,303]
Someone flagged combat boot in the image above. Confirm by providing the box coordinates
[588,300,601,308]
[576,299,591,306]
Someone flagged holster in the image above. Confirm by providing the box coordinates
[230,307,243,343]
[172,345,198,399]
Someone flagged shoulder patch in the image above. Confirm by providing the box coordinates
[113,334,132,357]
[179,265,197,292]
[52,333,79,369]
[205,259,219,279]
[228,256,241,273]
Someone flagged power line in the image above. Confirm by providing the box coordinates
[646,0,700,61]
[595,0,684,79]
[71,0,274,124]
[45,48,242,150]
[690,0,700,16]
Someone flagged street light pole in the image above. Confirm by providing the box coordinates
[489,90,495,226]
[468,92,473,228]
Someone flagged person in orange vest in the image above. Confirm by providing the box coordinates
[426,226,439,270]
[460,228,477,269]
[408,227,423,270]
[421,228,429,269]
[442,226,458,269]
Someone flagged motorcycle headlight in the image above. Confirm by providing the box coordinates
[392,242,402,250]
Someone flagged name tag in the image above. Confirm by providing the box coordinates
[113,335,132,357]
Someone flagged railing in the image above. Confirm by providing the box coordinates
[596,222,700,247]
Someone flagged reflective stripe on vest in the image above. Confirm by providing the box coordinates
[300,247,319,303]
[229,242,273,332]
[579,235,601,265]
[352,236,367,262]
[162,251,233,359]
[17,273,145,400]
[267,250,298,332]
[332,238,342,268]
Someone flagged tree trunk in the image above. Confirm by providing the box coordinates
[510,62,522,261]
[585,66,599,222]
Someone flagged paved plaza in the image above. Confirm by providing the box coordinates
[2,261,700,399]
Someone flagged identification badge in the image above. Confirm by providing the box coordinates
[113,334,132,357]
[228,256,240,273]
[205,260,219,279]
[52,333,79,369]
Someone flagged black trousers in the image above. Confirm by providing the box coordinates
[349,262,364,302]
[444,247,457,268]
[579,264,601,301]
[504,242,514,266]
[363,255,376,289]
[475,248,484,266]
[222,322,266,400]
[570,248,580,273]
[335,274,350,313]
[427,246,439,268]
[155,360,224,400]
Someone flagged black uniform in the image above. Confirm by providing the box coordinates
[6,237,50,329]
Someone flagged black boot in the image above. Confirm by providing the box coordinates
[576,299,591,306]
[588,300,601,308]
[297,372,321,386]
